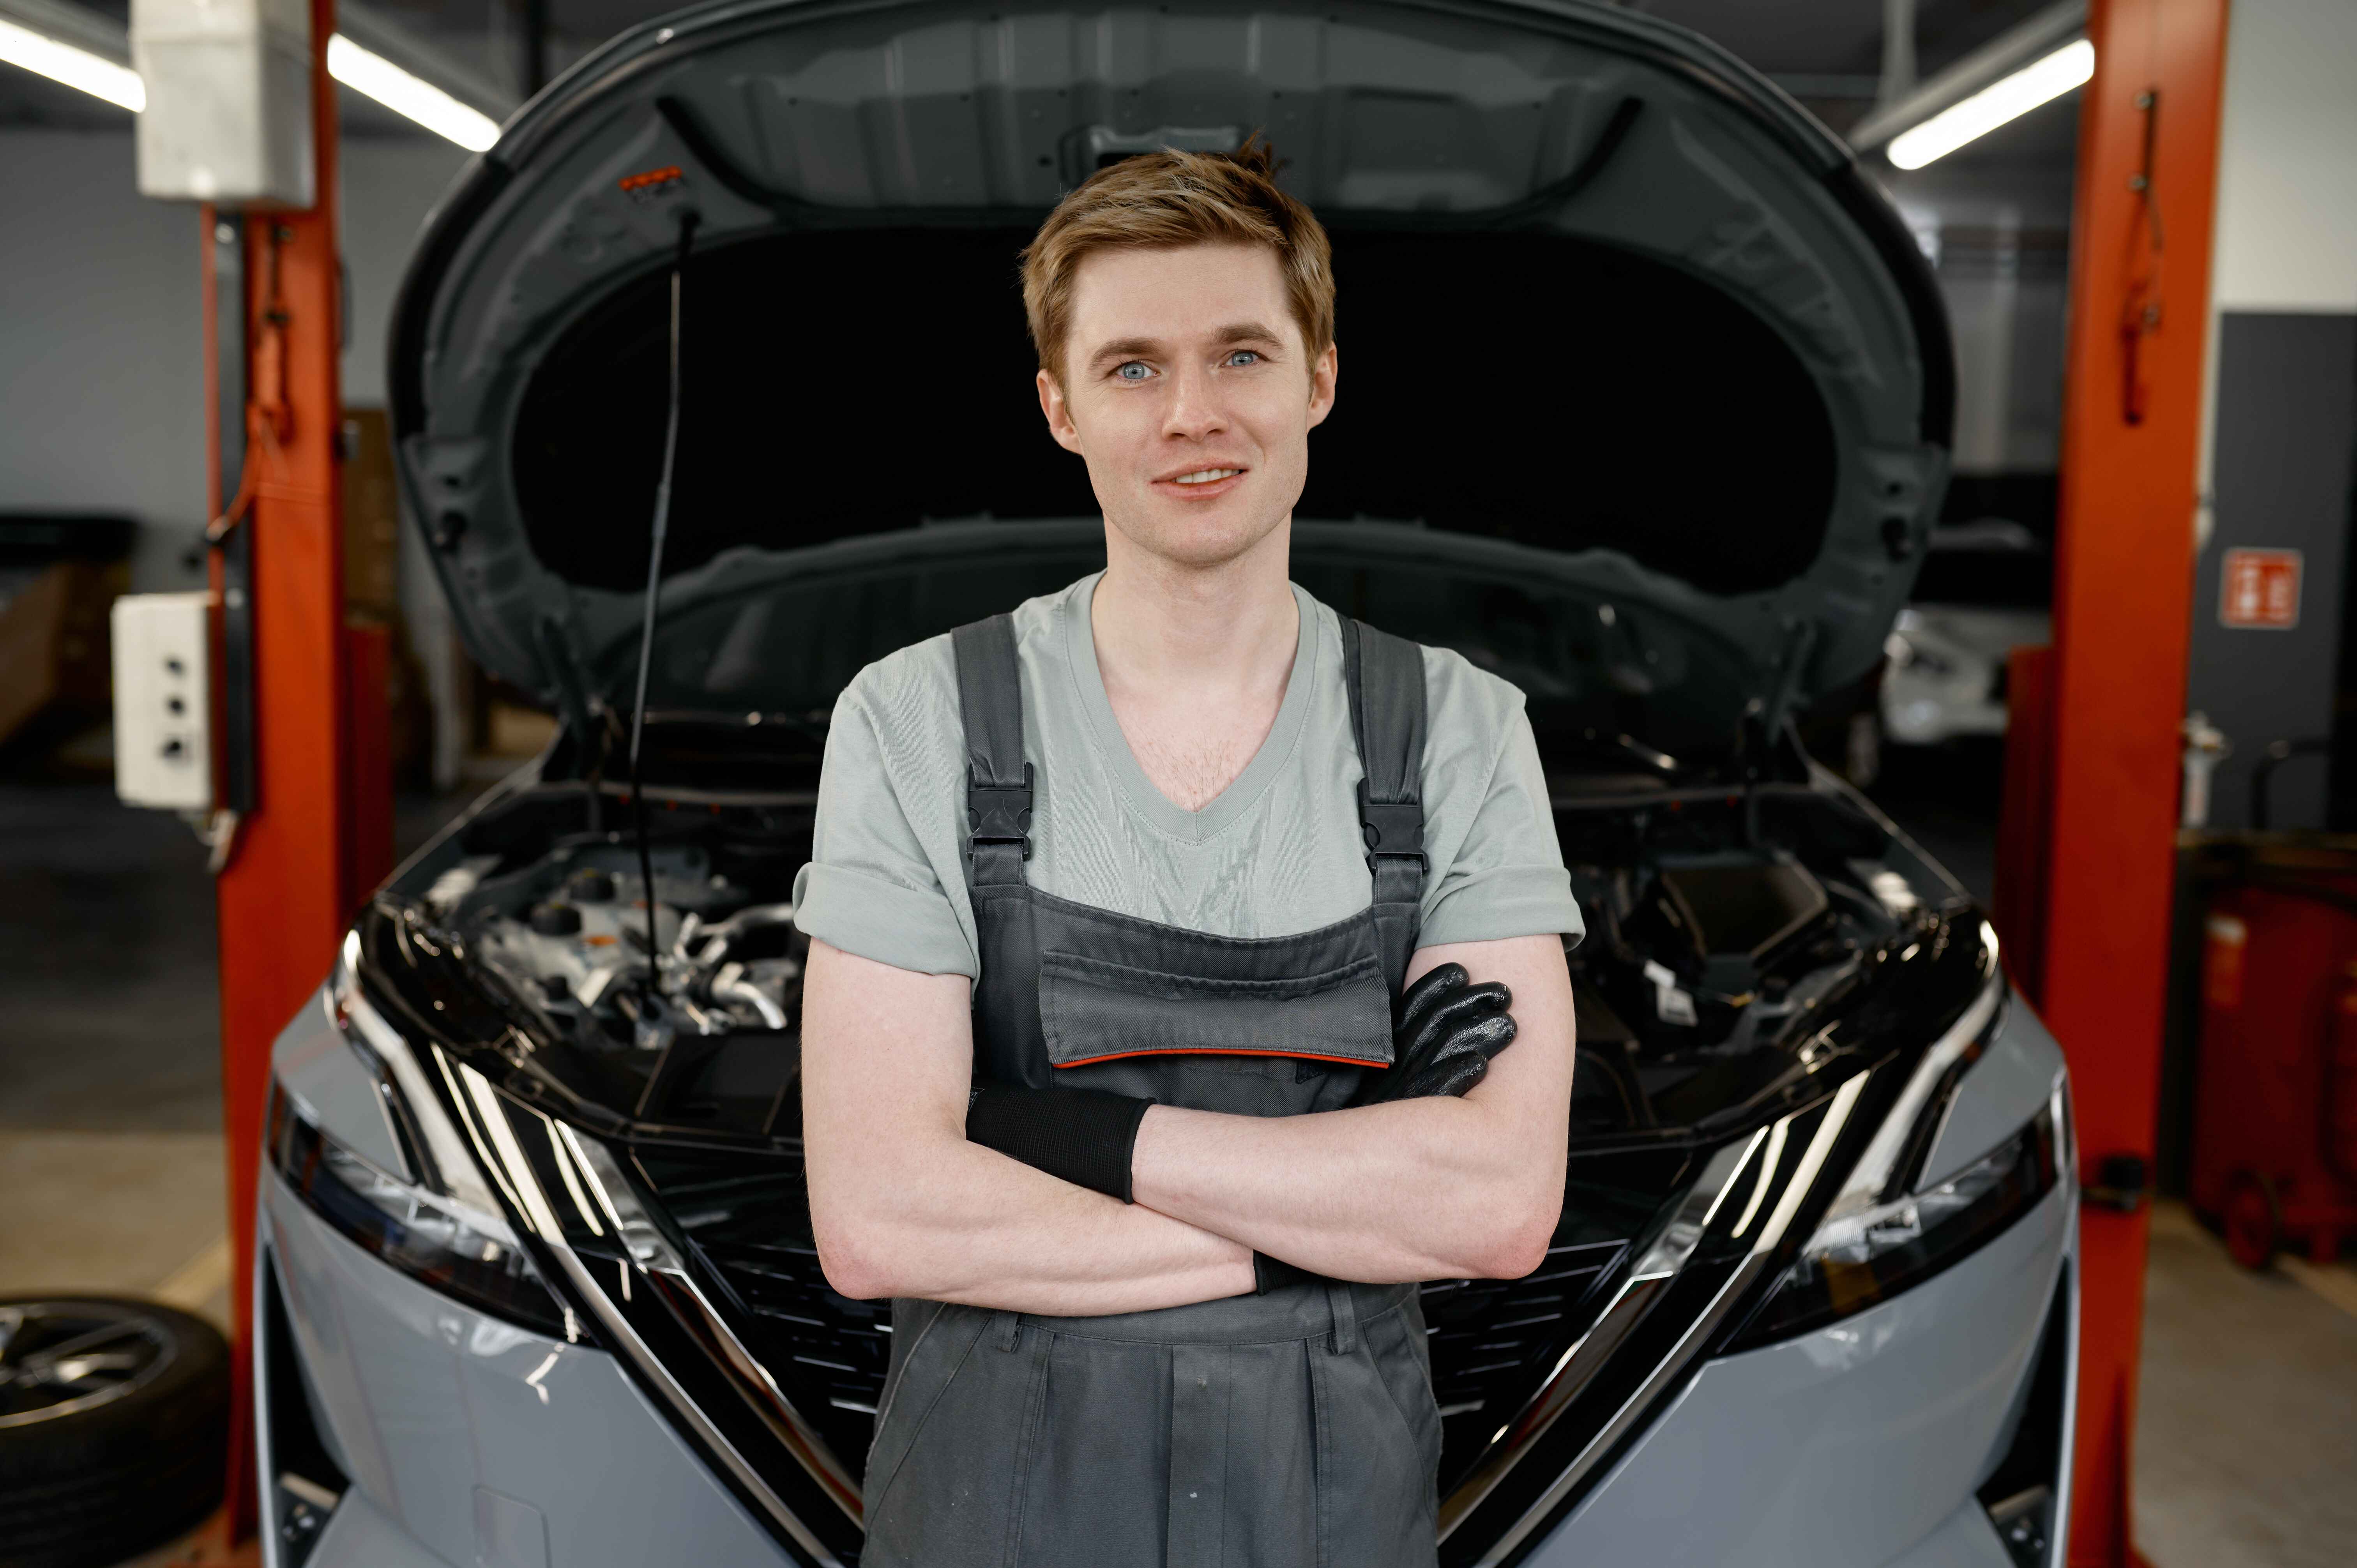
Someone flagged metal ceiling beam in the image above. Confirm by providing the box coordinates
[1848,0,2088,152]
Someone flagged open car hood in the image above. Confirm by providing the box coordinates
[390,0,1952,726]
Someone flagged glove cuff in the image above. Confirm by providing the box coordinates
[966,1086,1154,1202]
[1252,1252,1324,1295]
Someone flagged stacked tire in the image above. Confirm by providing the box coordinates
[0,1298,230,1568]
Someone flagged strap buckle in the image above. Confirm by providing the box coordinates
[967,763,1034,861]
[1357,778,1426,873]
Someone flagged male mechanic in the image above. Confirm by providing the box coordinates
[796,143,1583,1566]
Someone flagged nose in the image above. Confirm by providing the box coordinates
[1160,358,1228,445]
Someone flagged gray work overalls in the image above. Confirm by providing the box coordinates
[858,611,1445,1568]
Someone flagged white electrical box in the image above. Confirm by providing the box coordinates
[131,0,314,206]
[112,593,216,812]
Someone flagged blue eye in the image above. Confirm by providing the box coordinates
[1225,350,1262,367]
[1115,362,1154,382]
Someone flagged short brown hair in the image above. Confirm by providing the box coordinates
[1020,139,1336,381]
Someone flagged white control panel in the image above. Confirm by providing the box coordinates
[131,0,315,207]
[111,593,214,812]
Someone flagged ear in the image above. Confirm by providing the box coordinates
[1037,368,1085,455]
[1305,339,1339,431]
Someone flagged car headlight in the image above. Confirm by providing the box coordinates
[1730,976,2070,1348]
[265,934,577,1340]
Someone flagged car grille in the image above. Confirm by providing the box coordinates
[1421,1241,1625,1483]
[696,1236,894,1465]
[640,1152,1638,1501]
[628,1156,891,1478]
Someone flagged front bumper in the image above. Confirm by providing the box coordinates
[1529,1179,2077,1568]
[259,1169,795,1568]
[261,1166,2073,1568]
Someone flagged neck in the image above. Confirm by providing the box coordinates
[1091,519,1298,697]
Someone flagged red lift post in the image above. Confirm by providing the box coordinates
[2003,1,2228,1564]
[202,0,389,1537]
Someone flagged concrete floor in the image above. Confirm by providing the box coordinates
[2134,1202,2357,1568]
[4,766,2353,1568]
[0,785,233,1338]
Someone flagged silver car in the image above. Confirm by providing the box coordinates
[1882,522,2055,750]
[254,2,2077,1566]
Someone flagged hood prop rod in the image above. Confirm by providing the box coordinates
[627,207,701,1009]
[1740,619,1816,844]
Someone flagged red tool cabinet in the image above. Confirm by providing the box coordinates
[2191,868,2357,1268]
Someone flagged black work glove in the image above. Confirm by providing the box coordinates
[1351,962,1518,1106]
[1261,968,1516,1294]
[966,1085,1155,1202]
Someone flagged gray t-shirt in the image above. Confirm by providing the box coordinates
[792,574,1583,977]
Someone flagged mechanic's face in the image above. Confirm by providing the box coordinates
[1038,243,1337,570]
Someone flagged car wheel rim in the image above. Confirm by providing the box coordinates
[0,1301,178,1427]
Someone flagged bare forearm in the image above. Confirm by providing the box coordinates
[1129,936,1577,1281]
[802,940,1254,1315]
[1129,1096,1560,1281]
[813,1126,1253,1314]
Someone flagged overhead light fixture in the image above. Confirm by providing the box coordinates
[0,15,145,111]
[2,16,498,152]
[1887,38,2094,170]
[327,34,498,151]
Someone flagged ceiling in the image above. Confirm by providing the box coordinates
[1,0,2080,203]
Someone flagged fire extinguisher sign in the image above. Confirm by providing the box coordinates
[2219,548,2302,629]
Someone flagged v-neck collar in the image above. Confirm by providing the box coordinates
[1064,572,1323,846]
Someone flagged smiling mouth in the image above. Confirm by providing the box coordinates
[1168,468,1244,485]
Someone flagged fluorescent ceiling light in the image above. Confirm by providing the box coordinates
[0,15,144,111]
[1,17,498,152]
[1887,39,2094,169]
[326,33,498,150]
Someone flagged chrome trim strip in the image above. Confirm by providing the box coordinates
[436,1063,848,1566]
[1473,1255,1771,1568]
[332,933,496,1215]
[1749,1072,1872,1259]
[1436,1128,1767,1538]
[1454,1071,1873,1564]
[2045,1082,2081,1568]
[1843,962,2005,1211]
[252,1243,288,1568]
[551,1121,866,1527]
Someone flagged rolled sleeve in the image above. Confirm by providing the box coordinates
[1420,695,1585,952]
[792,862,976,977]
[1417,863,1581,950]
[791,682,979,978]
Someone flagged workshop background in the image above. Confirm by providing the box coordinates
[2,0,2353,1566]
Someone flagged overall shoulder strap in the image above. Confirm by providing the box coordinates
[1341,618,1428,989]
[950,614,1031,888]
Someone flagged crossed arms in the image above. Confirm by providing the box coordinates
[802,934,1577,1315]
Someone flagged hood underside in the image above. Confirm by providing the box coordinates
[391,0,1953,718]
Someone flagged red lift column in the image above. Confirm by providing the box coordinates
[204,0,380,1537]
[2028,1,2228,1563]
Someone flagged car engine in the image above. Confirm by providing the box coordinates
[426,833,808,1051]
[1555,785,1941,1142]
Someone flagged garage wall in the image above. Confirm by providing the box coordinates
[2184,0,2357,830]
[0,129,467,595]
[2210,0,2357,314]
[340,139,474,413]
[0,131,206,595]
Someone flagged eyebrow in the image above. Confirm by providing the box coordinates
[1085,321,1287,369]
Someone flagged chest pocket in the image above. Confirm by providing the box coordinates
[1038,950,1393,1116]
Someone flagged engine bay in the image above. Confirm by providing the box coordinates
[1555,784,1947,1142]
[387,761,1954,1149]
[433,838,806,1045]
